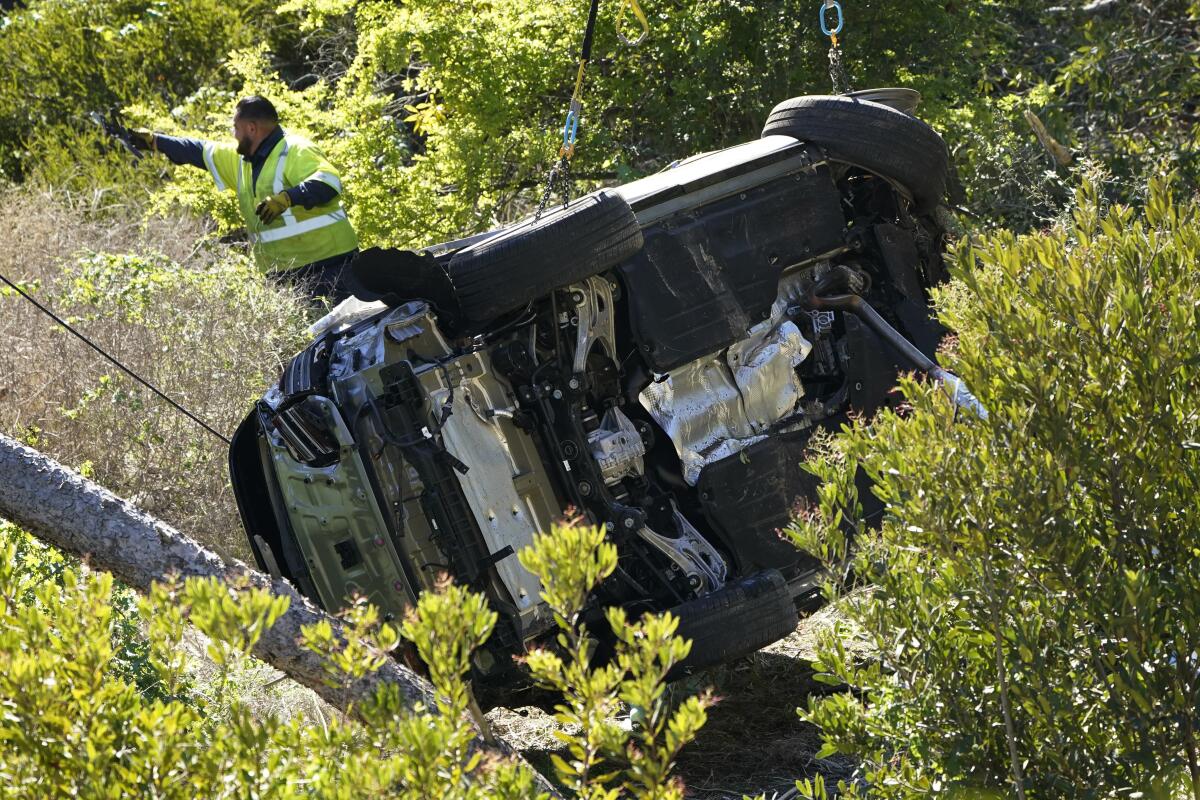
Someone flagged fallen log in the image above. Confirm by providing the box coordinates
[0,432,555,794]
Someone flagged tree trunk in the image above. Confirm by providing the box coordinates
[0,433,555,794]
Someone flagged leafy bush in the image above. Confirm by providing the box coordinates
[942,1,1200,230]
[0,519,171,702]
[134,0,1199,247]
[0,517,707,797]
[142,0,987,248]
[519,522,712,798]
[7,0,1198,238]
[788,177,1200,797]
[0,0,260,182]
[0,524,320,798]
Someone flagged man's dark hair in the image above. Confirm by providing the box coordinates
[234,96,279,124]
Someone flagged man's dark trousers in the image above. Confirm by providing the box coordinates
[268,249,360,305]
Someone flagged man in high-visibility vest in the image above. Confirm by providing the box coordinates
[131,96,359,303]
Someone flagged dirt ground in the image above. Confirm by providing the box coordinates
[487,599,873,798]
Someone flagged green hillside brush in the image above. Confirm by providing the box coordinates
[6,0,1197,232]
[136,0,984,248]
[137,0,1199,242]
[0,0,284,187]
[519,522,713,800]
[0,517,708,798]
[787,177,1200,799]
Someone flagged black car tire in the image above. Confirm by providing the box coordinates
[761,94,949,212]
[448,189,643,326]
[671,569,799,673]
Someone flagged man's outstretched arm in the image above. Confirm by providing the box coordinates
[132,132,207,169]
[131,131,239,192]
[130,130,341,213]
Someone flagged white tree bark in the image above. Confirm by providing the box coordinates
[0,433,553,793]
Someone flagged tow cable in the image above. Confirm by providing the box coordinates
[821,0,853,94]
[0,271,231,446]
[536,0,649,217]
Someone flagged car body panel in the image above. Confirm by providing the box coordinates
[614,142,845,372]
[263,394,418,617]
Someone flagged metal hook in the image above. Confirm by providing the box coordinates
[617,0,650,46]
[819,0,844,37]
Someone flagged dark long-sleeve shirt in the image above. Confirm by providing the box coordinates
[154,128,338,209]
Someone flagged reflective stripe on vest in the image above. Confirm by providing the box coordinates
[236,136,354,251]
[252,208,349,243]
[203,142,227,191]
[273,140,299,228]
[309,170,342,192]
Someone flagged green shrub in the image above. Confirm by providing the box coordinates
[788,177,1200,797]
[942,1,1200,230]
[0,0,291,185]
[0,517,708,797]
[142,0,986,248]
[136,0,1200,245]
[0,519,170,702]
[519,522,712,799]
[9,0,1196,236]
[87,0,1193,243]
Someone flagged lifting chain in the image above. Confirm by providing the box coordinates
[821,0,853,95]
[536,0,649,218]
[828,41,852,95]
[536,155,573,217]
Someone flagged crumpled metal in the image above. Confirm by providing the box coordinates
[640,317,811,485]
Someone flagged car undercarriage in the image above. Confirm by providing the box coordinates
[230,93,968,701]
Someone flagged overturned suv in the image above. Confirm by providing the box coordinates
[230,93,958,698]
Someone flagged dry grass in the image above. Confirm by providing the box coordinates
[668,598,873,798]
[175,626,341,730]
[0,185,335,732]
[0,186,312,561]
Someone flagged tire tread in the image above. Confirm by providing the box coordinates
[449,190,643,325]
[671,570,799,671]
[762,94,949,211]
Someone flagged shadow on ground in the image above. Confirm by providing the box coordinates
[673,651,856,798]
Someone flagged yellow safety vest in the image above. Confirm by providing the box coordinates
[202,133,358,273]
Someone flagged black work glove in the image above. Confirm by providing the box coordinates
[127,129,157,153]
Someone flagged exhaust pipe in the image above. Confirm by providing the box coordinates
[804,270,987,419]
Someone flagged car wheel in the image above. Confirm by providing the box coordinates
[762,94,950,212]
[448,189,643,327]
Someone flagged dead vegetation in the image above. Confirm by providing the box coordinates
[670,600,870,798]
[0,187,312,560]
